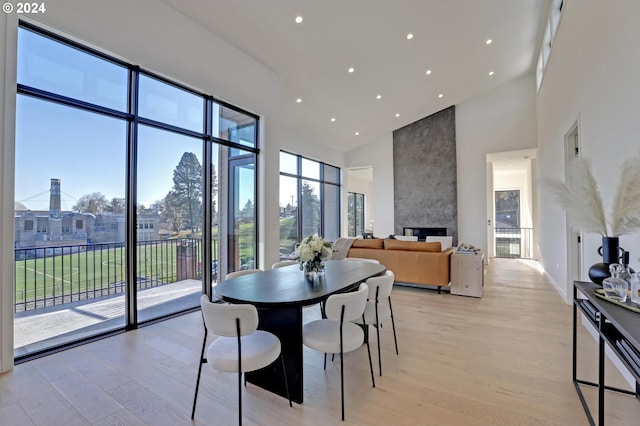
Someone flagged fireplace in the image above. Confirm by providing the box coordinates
[403,227,447,242]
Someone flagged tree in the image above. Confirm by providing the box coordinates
[170,152,203,232]
[15,201,28,211]
[73,192,108,215]
[241,199,254,222]
[105,197,125,214]
[301,182,320,236]
[159,191,183,232]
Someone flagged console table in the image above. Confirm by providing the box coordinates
[573,281,640,425]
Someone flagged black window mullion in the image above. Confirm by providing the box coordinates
[125,65,139,331]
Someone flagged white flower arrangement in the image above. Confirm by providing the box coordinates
[295,234,333,273]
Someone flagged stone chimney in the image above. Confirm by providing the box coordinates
[49,178,61,217]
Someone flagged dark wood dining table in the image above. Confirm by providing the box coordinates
[215,259,386,404]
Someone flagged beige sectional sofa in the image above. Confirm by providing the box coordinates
[347,238,453,292]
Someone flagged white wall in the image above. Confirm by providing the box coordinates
[537,0,640,302]
[1,11,17,373]
[456,75,538,255]
[344,134,394,238]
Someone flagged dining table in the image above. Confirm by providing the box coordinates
[215,259,386,404]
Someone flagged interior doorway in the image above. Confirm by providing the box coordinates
[565,121,582,292]
[486,149,537,260]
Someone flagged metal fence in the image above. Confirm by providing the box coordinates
[494,227,533,259]
[14,238,210,313]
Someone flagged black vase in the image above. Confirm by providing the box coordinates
[588,236,624,284]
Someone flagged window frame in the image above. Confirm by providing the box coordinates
[15,21,260,359]
[279,151,341,242]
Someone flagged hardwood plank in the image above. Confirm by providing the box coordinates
[2,258,640,425]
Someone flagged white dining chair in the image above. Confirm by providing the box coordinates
[192,295,291,424]
[225,268,262,280]
[342,257,380,264]
[352,270,398,376]
[303,283,375,421]
[271,260,298,269]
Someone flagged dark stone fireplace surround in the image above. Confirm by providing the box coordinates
[393,106,458,245]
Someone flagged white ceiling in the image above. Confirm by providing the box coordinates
[160,0,550,153]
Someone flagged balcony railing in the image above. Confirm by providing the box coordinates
[494,227,533,259]
[14,238,213,313]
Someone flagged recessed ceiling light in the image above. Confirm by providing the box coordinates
[295,16,303,24]
[348,67,355,73]
[330,117,336,122]
[355,132,360,136]
[395,113,400,117]
[489,71,494,76]
[438,93,444,98]
[376,94,382,100]
[485,39,493,45]
[406,33,414,40]
[425,69,432,75]
[296,98,302,103]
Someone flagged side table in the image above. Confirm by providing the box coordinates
[450,251,484,297]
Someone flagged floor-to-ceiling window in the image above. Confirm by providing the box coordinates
[13,23,258,359]
[278,151,340,259]
[347,192,365,237]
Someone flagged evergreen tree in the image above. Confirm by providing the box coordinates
[170,152,203,232]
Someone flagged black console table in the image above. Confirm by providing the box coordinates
[573,281,640,425]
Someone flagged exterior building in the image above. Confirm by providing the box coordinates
[14,179,159,249]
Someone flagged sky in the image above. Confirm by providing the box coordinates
[14,27,256,214]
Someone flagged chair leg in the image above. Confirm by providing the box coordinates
[191,328,208,419]
[238,372,243,426]
[280,354,293,407]
[365,331,376,389]
[323,353,327,370]
[376,323,382,376]
[340,349,345,421]
[389,298,399,355]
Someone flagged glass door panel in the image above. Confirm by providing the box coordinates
[228,152,256,273]
[136,125,203,321]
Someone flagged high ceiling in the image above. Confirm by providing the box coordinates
[160,0,550,152]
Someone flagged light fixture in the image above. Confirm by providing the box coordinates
[489,71,494,76]
[355,132,360,136]
[330,117,336,122]
[438,93,444,98]
[485,38,493,45]
[295,16,303,24]
[425,69,432,75]
[406,33,414,40]
[296,98,302,103]
[348,67,355,73]
[395,113,400,117]
[376,94,382,100]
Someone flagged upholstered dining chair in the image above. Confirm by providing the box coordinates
[192,295,291,425]
[225,268,262,280]
[303,283,375,421]
[353,270,398,376]
[342,257,380,264]
[271,260,298,269]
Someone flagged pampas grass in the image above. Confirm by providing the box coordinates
[611,154,640,236]
[545,153,640,237]
[544,158,607,236]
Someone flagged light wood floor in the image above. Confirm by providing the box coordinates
[1,258,639,425]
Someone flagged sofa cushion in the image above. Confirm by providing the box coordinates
[426,236,453,250]
[394,235,418,241]
[351,238,384,249]
[384,239,441,252]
